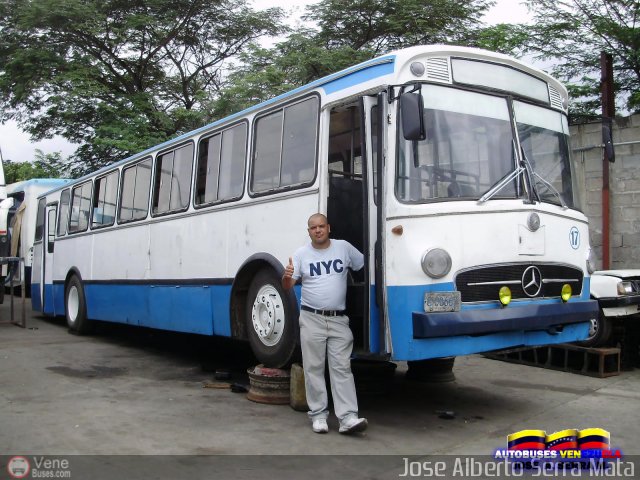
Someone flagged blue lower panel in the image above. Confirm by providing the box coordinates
[387,284,595,361]
[82,284,232,336]
[43,284,55,315]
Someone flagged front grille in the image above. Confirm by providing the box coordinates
[455,264,583,303]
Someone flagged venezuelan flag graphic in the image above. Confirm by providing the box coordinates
[546,429,578,450]
[507,430,546,450]
[578,428,610,450]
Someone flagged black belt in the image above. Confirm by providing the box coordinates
[301,305,345,317]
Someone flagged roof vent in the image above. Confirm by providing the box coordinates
[549,86,565,110]
[425,57,452,84]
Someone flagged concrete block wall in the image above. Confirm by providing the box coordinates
[570,114,640,270]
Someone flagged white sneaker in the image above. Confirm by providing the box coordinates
[312,418,329,434]
[339,417,368,434]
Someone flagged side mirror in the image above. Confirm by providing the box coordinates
[400,92,425,141]
[602,122,615,163]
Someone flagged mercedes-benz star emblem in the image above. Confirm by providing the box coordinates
[522,266,542,297]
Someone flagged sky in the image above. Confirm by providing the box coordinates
[0,0,532,165]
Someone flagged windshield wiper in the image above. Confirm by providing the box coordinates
[478,141,525,203]
[521,150,568,209]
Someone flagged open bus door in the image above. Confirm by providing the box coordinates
[326,95,389,357]
[361,94,390,357]
[42,202,58,314]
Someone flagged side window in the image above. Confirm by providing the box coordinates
[57,189,70,236]
[152,143,194,215]
[34,198,46,242]
[92,170,119,228]
[119,158,152,223]
[251,96,318,193]
[68,181,92,234]
[195,123,247,206]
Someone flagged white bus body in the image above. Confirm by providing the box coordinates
[31,45,597,366]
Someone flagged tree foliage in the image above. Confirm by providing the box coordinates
[520,0,640,118]
[0,0,283,175]
[3,151,71,183]
[212,0,496,118]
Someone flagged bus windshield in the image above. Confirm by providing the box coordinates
[396,84,576,208]
[515,101,575,209]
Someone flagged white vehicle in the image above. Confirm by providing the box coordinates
[586,270,640,347]
[2,179,71,297]
[31,45,598,367]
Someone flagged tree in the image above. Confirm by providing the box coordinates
[520,0,640,118]
[3,150,72,183]
[212,0,496,117]
[0,0,284,176]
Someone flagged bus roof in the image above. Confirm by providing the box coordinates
[40,45,566,194]
[9,178,72,197]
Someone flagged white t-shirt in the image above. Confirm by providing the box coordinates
[291,239,364,311]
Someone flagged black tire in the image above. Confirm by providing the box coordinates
[0,277,4,305]
[246,269,299,368]
[577,309,612,347]
[65,275,92,334]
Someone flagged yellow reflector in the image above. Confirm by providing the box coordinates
[499,286,511,306]
[561,284,572,302]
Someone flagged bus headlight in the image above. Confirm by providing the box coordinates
[561,284,572,302]
[421,248,452,279]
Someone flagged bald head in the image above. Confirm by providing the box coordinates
[307,213,331,248]
[307,213,328,227]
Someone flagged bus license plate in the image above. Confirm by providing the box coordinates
[424,292,461,312]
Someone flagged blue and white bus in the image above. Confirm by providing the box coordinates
[31,45,598,367]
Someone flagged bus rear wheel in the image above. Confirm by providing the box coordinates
[65,275,92,334]
[246,269,298,368]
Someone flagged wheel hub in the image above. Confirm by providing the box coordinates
[67,286,79,324]
[251,285,285,347]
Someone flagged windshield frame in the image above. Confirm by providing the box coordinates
[394,82,577,209]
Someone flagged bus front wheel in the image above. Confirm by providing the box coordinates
[65,275,92,334]
[577,309,612,347]
[246,269,298,368]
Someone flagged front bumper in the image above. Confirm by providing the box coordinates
[597,294,640,317]
[412,300,599,339]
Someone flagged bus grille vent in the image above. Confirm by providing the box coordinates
[549,86,564,110]
[425,57,452,83]
[455,263,584,302]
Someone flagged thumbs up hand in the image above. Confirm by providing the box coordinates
[284,257,294,279]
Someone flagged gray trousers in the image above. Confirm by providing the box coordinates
[299,310,359,423]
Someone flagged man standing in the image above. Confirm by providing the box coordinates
[282,213,367,434]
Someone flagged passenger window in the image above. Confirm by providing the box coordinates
[68,182,92,233]
[152,143,194,214]
[195,123,247,205]
[34,198,46,241]
[119,158,152,223]
[57,189,70,236]
[92,170,119,228]
[251,96,318,193]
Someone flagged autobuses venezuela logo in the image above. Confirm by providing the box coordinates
[495,427,622,461]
